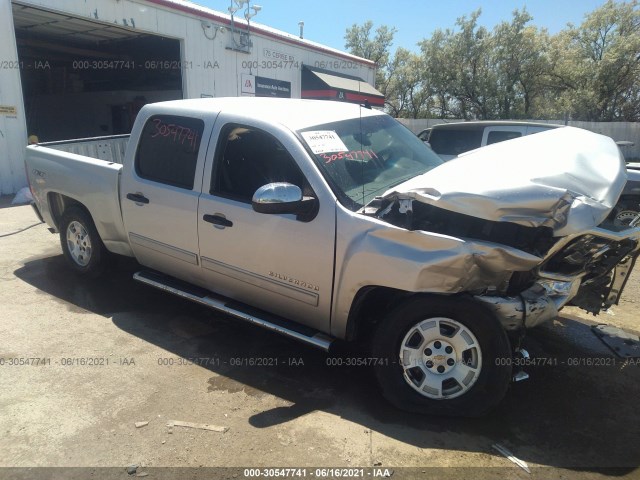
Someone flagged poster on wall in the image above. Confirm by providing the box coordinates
[241,73,256,95]
[0,105,17,116]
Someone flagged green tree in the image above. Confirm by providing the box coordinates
[344,21,397,90]
[549,0,640,121]
[384,48,432,118]
[492,9,551,118]
[420,11,498,119]
[420,29,458,118]
[345,3,640,121]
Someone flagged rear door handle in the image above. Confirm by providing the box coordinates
[126,193,149,204]
[203,214,233,227]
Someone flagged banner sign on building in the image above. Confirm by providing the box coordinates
[255,76,291,98]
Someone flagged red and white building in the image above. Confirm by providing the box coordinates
[0,0,383,194]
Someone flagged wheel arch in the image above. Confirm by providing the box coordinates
[48,192,92,231]
[344,286,412,343]
[343,287,491,344]
[345,287,510,343]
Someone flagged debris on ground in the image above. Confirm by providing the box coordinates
[168,420,228,433]
[126,464,138,475]
[135,421,149,428]
[492,443,531,474]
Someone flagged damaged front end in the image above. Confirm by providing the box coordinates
[476,226,640,331]
[366,127,640,331]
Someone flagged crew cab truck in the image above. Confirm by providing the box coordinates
[26,98,640,416]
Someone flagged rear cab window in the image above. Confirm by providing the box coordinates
[135,114,205,189]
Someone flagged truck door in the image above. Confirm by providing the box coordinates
[120,113,211,283]
[197,122,336,332]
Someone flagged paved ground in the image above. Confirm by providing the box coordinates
[1,198,639,480]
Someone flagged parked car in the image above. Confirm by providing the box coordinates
[425,121,562,160]
[25,98,640,416]
[426,121,640,227]
[417,128,431,142]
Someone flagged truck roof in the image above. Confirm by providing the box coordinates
[430,120,565,131]
[142,97,385,131]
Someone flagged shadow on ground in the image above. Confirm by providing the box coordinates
[14,253,640,475]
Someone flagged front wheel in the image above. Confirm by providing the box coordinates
[59,207,107,277]
[371,295,512,417]
[612,200,640,227]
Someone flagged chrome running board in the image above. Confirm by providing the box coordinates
[133,271,334,351]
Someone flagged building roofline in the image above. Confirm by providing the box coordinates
[141,0,377,67]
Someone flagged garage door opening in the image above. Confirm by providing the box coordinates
[12,2,184,142]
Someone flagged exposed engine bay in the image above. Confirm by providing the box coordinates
[355,127,640,323]
[365,195,555,256]
[366,193,640,319]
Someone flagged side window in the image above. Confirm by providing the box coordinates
[211,125,306,202]
[429,129,483,155]
[486,130,522,145]
[135,115,204,189]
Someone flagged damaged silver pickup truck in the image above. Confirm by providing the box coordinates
[25,98,640,416]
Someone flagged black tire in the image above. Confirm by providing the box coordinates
[59,206,107,277]
[371,295,512,417]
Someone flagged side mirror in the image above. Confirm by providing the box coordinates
[252,182,301,213]
[252,182,318,221]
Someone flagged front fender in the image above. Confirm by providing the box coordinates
[330,207,542,338]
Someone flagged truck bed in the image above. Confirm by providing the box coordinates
[38,134,129,164]
[25,134,132,256]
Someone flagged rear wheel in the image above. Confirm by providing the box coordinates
[371,295,512,416]
[59,207,107,277]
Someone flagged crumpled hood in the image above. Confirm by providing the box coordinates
[385,127,627,236]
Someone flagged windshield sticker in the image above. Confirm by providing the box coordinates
[301,131,348,154]
[322,150,379,164]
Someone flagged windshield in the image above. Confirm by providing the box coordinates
[298,115,443,210]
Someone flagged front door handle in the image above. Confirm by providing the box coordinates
[203,214,233,227]
[126,193,149,204]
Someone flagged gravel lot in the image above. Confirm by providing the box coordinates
[1,198,639,480]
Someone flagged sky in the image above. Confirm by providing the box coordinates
[198,0,610,54]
